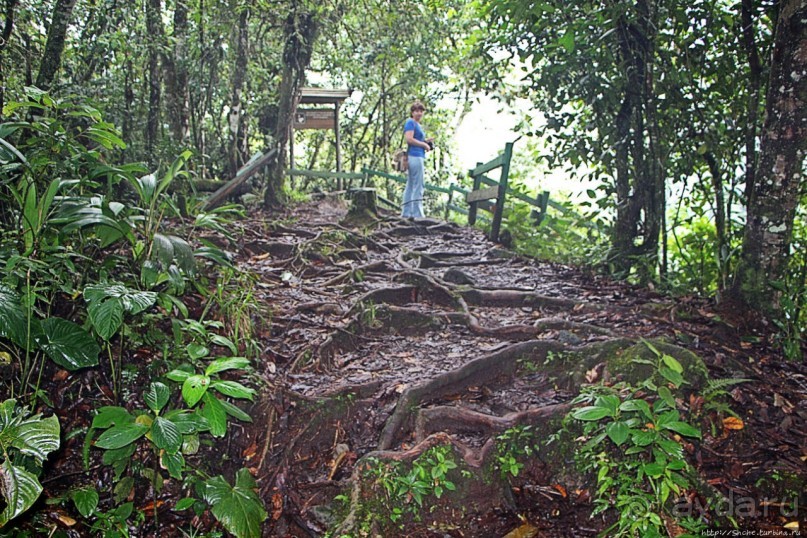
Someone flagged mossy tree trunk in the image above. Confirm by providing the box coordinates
[729,0,807,319]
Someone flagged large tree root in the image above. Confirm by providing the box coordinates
[376,339,634,450]
[414,403,572,443]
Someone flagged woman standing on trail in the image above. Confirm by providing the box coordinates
[402,100,434,219]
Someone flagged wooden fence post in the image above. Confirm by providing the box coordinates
[468,162,482,226]
[489,142,513,243]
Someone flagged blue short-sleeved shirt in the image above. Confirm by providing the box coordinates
[405,118,426,158]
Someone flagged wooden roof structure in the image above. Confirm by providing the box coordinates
[291,87,352,172]
[299,87,352,105]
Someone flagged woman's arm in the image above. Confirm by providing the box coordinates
[405,129,431,150]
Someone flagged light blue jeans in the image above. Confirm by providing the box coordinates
[402,156,424,218]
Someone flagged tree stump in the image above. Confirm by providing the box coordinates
[343,188,379,225]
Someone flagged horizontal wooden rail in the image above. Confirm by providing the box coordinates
[289,169,365,180]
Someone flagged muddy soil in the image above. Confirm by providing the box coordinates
[239,195,806,538]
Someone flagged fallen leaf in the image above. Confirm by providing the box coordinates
[502,522,539,538]
[55,513,76,526]
[140,500,165,515]
[242,442,258,461]
[552,484,567,498]
[774,393,794,413]
[689,394,704,414]
[272,493,283,520]
[252,253,271,261]
[784,522,799,530]
[722,417,744,430]
[53,369,69,382]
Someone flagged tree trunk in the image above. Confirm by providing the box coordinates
[145,0,164,166]
[164,0,190,145]
[35,0,78,90]
[740,0,763,207]
[0,0,18,114]
[730,0,807,318]
[228,5,249,179]
[264,7,319,208]
[608,9,645,276]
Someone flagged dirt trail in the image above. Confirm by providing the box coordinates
[234,195,806,538]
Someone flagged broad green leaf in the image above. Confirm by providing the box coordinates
[662,354,684,374]
[211,380,255,401]
[655,410,680,428]
[657,386,675,409]
[0,285,28,348]
[200,393,227,437]
[85,126,125,149]
[71,487,99,518]
[163,411,210,434]
[120,290,157,315]
[209,335,238,354]
[166,369,192,383]
[0,136,27,165]
[151,417,182,454]
[87,297,124,341]
[83,283,125,304]
[662,421,702,439]
[195,246,234,267]
[667,459,687,471]
[152,233,175,268]
[95,423,149,450]
[182,375,211,407]
[167,234,195,274]
[92,406,133,429]
[203,469,268,538]
[632,430,657,447]
[182,433,200,455]
[206,357,251,376]
[657,437,684,457]
[595,394,620,414]
[36,318,100,370]
[0,399,19,431]
[174,497,196,511]
[22,182,37,253]
[102,443,136,469]
[10,414,60,463]
[619,399,652,420]
[605,421,629,446]
[659,367,685,388]
[0,460,42,526]
[218,399,252,423]
[643,462,665,478]
[144,382,171,413]
[640,338,661,356]
[113,476,134,504]
[572,406,612,421]
[186,343,209,360]
[160,449,185,479]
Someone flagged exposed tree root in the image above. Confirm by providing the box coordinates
[376,339,631,450]
[459,288,580,310]
[414,402,572,442]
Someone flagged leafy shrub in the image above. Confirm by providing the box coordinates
[0,399,60,527]
[559,342,704,537]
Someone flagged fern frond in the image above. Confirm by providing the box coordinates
[703,377,751,399]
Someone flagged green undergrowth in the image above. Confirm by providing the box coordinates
[0,89,267,537]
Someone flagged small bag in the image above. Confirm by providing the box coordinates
[393,148,408,172]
